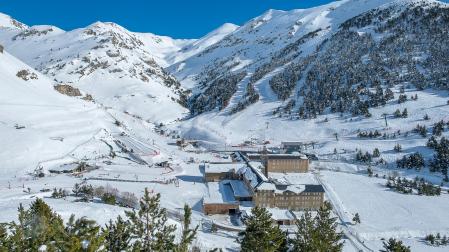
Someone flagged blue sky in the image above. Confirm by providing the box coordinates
[2,0,448,38]
[0,0,334,38]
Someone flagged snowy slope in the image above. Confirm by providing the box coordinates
[168,0,449,118]
[164,23,239,67]
[0,50,117,178]
[0,13,27,29]
[169,0,393,91]
[0,20,189,123]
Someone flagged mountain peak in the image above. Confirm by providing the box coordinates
[0,13,28,30]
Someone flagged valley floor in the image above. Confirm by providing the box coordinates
[1,84,449,251]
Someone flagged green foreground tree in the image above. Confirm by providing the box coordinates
[238,206,287,252]
[292,201,343,252]
[380,238,411,252]
[0,188,198,252]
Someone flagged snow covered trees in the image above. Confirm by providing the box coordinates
[380,238,411,252]
[103,215,131,251]
[428,137,449,181]
[424,233,449,247]
[231,82,259,114]
[386,177,441,196]
[352,213,361,225]
[396,153,425,170]
[189,72,246,115]
[0,198,102,251]
[269,63,300,100]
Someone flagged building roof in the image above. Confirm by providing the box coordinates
[204,162,246,174]
[241,207,295,221]
[256,181,324,194]
[238,166,260,189]
[228,180,252,198]
[267,154,308,160]
[267,208,295,221]
[304,185,325,193]
[257,182,307,194]
[269,172,318,185]
[281,141,305,146]
[204,181,237,204]
[204,180,252,204]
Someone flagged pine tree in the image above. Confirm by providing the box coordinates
[292,202,343,252]
[380,238,411,252]
[293,211,316,252]
[314,202,343,252]
[394,144,402,152]
[352,213,361,224]
[393,109,402,118]
[103,215,131,252]
[125,188,176,251]
[373,148,381,158]
[367,167,374,177]
[177,204,199,252]
[63,215,104,251]
[238,206,287,252]
[401,108,408,118]
[0,223,9,250]
[3,199,66,251]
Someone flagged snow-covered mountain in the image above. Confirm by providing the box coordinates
[168,0,449,118]
[0,13,27,29]
[164,23,239,68]
[0,20,191,123]
[0,49,117,177]
[1,1,449,251]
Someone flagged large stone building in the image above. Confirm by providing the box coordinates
[202,152,324,215]
[253,182,324,211]
[266,154,309,173]
[245,153,309,173]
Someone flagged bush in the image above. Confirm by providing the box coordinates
[101,193,116,205]
[16,69,38,81]
[396,152,425,170]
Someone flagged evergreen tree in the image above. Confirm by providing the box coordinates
[352,213,361,224]
[63,215,104,251]
[292,202,343,252]
[125,188,176,251]
[2,199,68,251]
[0,225,7,250]
[367,167,374,177]
[401,108,408,118]
[373,148,381,158]
[293,211,316,252]
[380,238,411,252]
[177,204,199,252]
[394,144,402,152]
[103,215,131,252]
[238,206,287,252]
